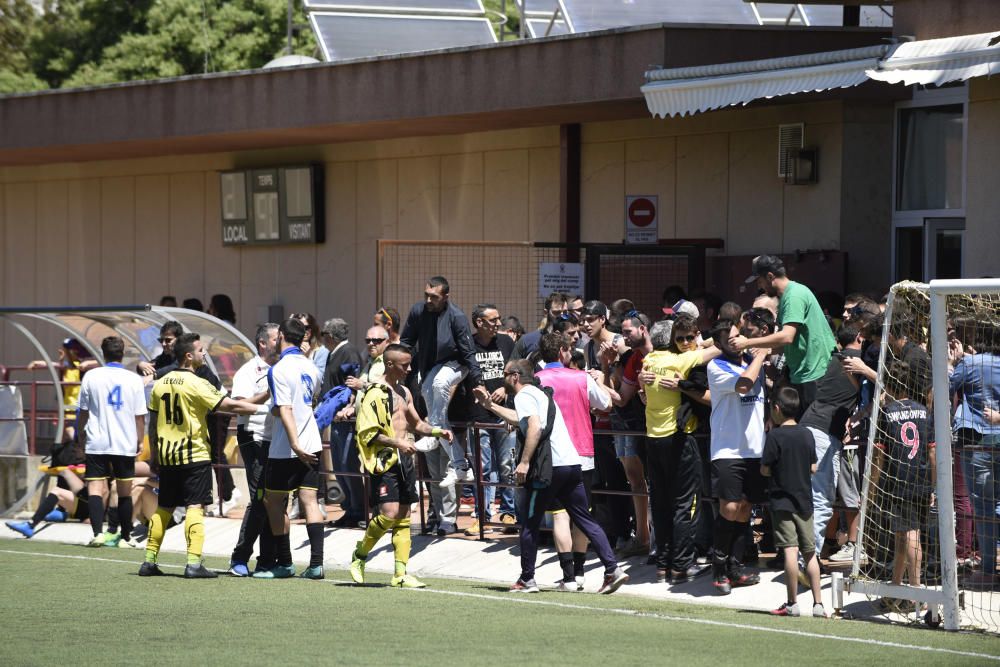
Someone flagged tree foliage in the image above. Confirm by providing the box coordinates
[0,0,317,94]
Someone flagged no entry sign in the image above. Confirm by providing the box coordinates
[625,195,658,244]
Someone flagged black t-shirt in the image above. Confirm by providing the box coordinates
[761,424,817,514]
[469,333,514,422]
[799,358,858,440]
[877,398,932,497]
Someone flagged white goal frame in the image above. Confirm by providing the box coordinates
[847,279,1000,631]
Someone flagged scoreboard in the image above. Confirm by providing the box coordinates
[220,165,325,246]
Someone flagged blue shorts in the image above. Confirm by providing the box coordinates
[614,434,642,458]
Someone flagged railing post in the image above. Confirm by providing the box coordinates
[29,381,37,456]
[473,424,486,540]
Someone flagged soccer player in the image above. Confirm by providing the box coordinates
[350,343,453,588]
[254,319,326,580]
[140,333,264,579]
[78,336,147,548]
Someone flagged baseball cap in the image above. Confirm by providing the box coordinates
[662,299,700,319]
[744,255,784,284]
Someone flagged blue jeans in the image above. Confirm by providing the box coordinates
[807,426,841,551]
[474,425,516,520]
[330,422,364,520]
[421,363,469,471]
[963,446,1000,573]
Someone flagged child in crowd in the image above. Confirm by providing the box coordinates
[761,386,824,618]
[871,359,934,613]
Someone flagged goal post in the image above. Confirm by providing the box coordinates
[850,279,1000,632]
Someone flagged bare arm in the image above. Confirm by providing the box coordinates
[613,380,638,408]
[404,392,453,442]
[760,464,771,477]
[77,410,89,449]
[134,415,145,455]
[218,396,264,415]
[148,411,159,471]
[278,405,317,464]
[735,349,767,395]
[733,323,799,352]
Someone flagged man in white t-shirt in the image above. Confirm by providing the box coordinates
[78,336,147,548]
[479,359,627,595]
[255,319,325,580]
[706,319,768,595]
[227,322,279,577]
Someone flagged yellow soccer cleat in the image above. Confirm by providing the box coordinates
[349,546,366,584]
[390,573,427,589]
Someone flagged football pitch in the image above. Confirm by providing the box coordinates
[2,539,998,666]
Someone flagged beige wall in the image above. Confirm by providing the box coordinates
[966,78,1000,281]
[1,99,896,370]
[0,127,562,362]
[578,102,847,255]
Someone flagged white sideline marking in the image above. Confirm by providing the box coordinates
[3,547,998,662]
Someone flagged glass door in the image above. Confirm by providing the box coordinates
[926,218,964,280]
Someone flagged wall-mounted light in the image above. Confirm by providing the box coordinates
[784,147,819,185]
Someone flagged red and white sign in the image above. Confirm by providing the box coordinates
[625,195,658,244]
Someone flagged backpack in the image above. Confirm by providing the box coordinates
[515,385,556,488]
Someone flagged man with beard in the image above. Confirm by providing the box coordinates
[400,276,487,487]
[732,255,836,414]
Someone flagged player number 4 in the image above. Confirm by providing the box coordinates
[107,385,123,410]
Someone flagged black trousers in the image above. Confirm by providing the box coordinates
[647,432,701,572]
[231,429,274,567]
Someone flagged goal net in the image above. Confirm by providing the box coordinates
[852,280,1000,632]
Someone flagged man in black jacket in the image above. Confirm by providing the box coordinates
[320,318,366,527]
[401,276,487,487]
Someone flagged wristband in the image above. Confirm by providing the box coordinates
[431,427,443,437]
[255,404,270,415]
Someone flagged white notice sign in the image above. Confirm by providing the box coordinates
[625,195,658,244]
[538,263,584,298]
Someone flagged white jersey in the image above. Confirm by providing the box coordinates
[268,348,323,459]
[231,355,273,441]
[79,363,147,456]
[707,356,765,460]
[513,384,581,468]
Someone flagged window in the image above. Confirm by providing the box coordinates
[896,104,964,211]
[891,86,968,282]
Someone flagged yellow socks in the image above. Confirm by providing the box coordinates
[145,508,171,563]
[184,507,205,565]
[358,514,394,558]
[391,517,411,575]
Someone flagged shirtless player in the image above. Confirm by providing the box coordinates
[349,343,455,588]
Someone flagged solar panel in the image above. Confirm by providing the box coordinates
[303,0,486,13]
[310,12,496,61]
[559,0,757,33]
[526,17,571,38]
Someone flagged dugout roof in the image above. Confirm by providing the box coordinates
[0,306,254,438]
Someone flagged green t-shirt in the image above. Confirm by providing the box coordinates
[778,281,836,384]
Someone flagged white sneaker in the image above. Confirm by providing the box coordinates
[438,467,474,488]
[829,542,867,563]
[218,488,243,517]
[289,497,301,520]
[414,437,439,453]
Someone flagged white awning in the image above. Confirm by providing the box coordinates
[642,31,1000,118]
[866,31,1000,86]
[642,46,888,118]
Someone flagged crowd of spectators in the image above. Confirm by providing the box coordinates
[9,264,1000,608]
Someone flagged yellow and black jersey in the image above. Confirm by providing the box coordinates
[356,383,398,475]
[148,369,225,467]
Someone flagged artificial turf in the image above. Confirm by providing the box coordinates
[1,538,998,666]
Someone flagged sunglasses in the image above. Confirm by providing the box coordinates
[376,308,394,328]
[365,337,388,344]
[675,334,697,343]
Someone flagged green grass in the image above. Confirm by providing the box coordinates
[1,538,999,666]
